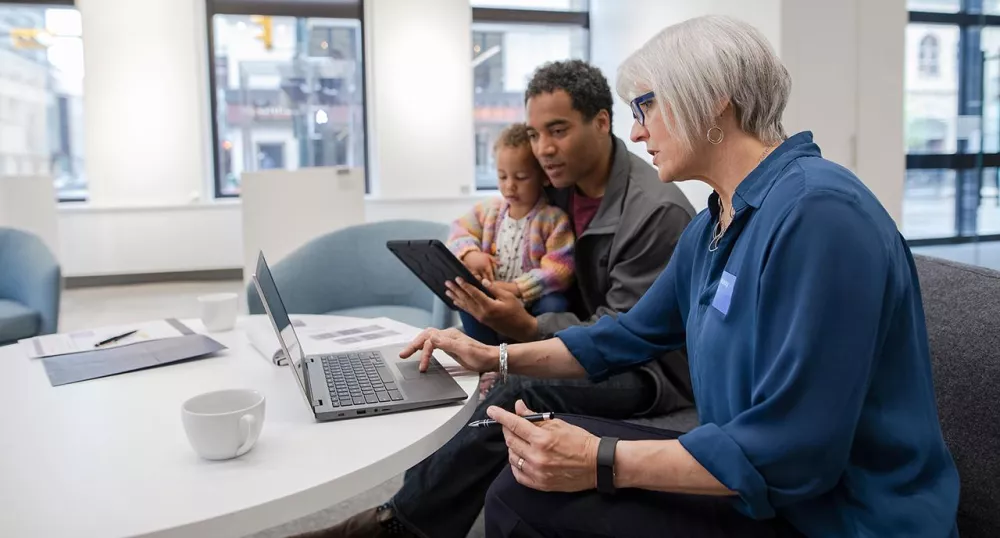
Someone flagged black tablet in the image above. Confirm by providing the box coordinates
[386,239,495,310]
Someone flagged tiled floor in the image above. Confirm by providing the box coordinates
[58,281,482,538]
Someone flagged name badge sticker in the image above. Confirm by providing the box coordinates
[711,271,736,315]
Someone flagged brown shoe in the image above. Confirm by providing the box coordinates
[291,504,416,538]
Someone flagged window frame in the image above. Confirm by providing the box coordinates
[471,4,590,191]
[906,0,1000,245]
[205,0,369,198]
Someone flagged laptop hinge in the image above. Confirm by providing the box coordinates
[304,357,322,408]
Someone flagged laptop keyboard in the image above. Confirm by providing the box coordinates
[321,351,404,407]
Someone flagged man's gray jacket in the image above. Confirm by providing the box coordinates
[538,136,696,415]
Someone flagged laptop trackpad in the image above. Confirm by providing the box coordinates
[394,359,442,380]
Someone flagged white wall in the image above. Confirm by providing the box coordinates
[855,0,906,225]
[366,0,476,198]
[77,0,209,206]
[779,0,858,169]
[591,0,906,223]
[56,196,497,276]
[781,0,906,223]
[58,204,243,276]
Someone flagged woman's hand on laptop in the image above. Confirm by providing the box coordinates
[400,328,498,374]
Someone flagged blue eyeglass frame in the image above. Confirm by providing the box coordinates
[629,91,655,126]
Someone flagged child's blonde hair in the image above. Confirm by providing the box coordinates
[493,123,534,155]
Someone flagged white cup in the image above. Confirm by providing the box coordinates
[182,389,265,460]
[198,292,239,332]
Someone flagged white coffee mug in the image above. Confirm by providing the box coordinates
[182,389,265,460]
[198,292,239,332]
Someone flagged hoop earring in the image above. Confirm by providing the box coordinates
[707,126,724,145]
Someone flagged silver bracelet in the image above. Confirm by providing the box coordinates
[499,343,508,384]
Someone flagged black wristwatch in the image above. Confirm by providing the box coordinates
[596,436,619,495]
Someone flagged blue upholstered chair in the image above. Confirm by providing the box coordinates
[247,220,453,330]
[0,228,61,344]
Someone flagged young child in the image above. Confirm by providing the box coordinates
[448,123,575,395]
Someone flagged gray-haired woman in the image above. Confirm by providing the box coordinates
[402,15,959,537]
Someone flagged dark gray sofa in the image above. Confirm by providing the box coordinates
[915,255,1000,536]
[630,255,1000,537]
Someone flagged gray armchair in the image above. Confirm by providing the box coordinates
[247,220,452,330]
[0,228,61,344]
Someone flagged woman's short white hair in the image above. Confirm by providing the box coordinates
[616,15,791,149]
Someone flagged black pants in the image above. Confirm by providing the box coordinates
[484,415,804,538]
[391,372,660,538]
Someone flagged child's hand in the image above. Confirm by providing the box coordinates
[489,281,522,299]
[463,251,496,281]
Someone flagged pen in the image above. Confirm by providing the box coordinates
[94,330,138,348]
[467,412,555,428]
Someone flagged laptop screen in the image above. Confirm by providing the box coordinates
[253,252,309,397]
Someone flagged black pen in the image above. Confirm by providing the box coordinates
[94,330,138,348]
[467,412,555,428]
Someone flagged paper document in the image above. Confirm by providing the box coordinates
[42,333,226,387]
[21,319,193,359]
[245,315,422,366]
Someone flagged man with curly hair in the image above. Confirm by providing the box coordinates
[298,60,695,538]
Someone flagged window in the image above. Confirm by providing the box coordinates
[0,1,85,201]
[471,1,588,190]
[207,0,367,197]
[919,34,940,76]
[904,2,1000,242]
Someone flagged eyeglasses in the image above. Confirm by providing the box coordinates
[629,91,655,126]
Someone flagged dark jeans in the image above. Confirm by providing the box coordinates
[391,372,657,538]
[484,415,804,538]
[460,293,569,346]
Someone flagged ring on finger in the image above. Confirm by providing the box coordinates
[517,457,524,471]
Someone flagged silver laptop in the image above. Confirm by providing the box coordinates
[252,251,468,421]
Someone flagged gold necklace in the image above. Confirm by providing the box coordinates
[708,143,778,252]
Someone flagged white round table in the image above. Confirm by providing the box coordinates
[0,316,480,538]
